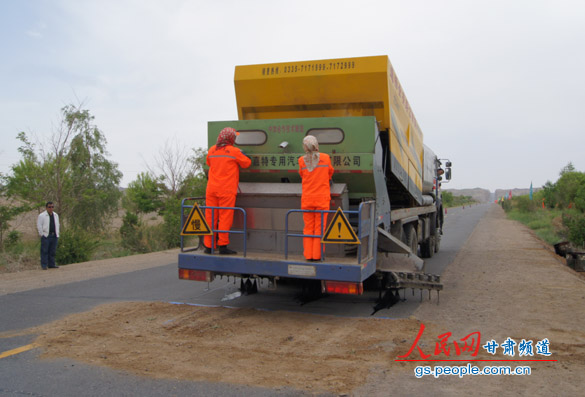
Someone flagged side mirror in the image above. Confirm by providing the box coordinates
[446,161,452,167]
[446,168,452,180]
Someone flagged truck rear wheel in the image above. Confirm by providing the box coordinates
[421,235,435,258]
[404,225,418,256]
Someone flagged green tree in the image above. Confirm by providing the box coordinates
[122,141,207,250]
[123,172,165,215]
[0,191,30,250]
[542,180,557,208]
[442,191,453,207]
[5,104,122,233]
[575,184,585,213]
[555,170,585,209]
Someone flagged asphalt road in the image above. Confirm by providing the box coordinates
[0,203,491,397]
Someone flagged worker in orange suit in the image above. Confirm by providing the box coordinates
[204,127,251,255]
[298,135,334,261]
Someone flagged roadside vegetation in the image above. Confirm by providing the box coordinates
[0,103,207,273]
[442,191,476,207]
[501,163,585,248]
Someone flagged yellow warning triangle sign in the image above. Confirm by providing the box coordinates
[321,207,360,244]
[181,204,212,236]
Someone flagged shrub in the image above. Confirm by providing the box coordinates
[514,196,537,213]
[562,213,585,247]
[575,184,585,213]
[161,198,181,249]
[55,229,99,265]
[120,211,147,252]
[5,230,22,249]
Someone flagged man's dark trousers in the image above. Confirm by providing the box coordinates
[40,235,58,269]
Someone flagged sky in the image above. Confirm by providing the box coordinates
[1,0,584,192]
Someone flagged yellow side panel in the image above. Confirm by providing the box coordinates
[409,160,423,193]
[234,55,424,194]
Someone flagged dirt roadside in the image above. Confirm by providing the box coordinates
[2,205,584,395]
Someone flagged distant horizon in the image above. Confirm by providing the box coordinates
[445,186,542,194]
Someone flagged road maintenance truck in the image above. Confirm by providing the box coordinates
[178,55,451,303]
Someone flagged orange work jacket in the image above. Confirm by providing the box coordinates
[298,153,334,203]
[206,144,251,195]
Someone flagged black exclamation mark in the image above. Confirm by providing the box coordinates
[337,222,341,238]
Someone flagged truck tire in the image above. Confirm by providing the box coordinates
[421,235,435,258]
[404,224,418,256]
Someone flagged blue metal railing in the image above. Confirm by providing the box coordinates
[180,197,204,253]
[180,198,248,257]
[181,197,375,263]
[284,201,375,262]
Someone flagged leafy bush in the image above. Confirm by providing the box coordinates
[161,198,181,249]
[575,184,585,212]
[514,195,537,213]
[5,230,22,248]
[562,212,585,247]
[120,211,147,252]
[541,163,585,209]
[55,229,99,265]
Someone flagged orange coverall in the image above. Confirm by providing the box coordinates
[298,153,334,260]
[204,144,251,249]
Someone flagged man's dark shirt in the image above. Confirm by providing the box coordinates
[49,213,56,236]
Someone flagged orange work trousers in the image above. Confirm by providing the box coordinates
[204,192,237,249]
[302,201,329,260]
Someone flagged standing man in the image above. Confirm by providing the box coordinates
[37,202,60,270]
[298,135,334,261]
[204,127,251,255]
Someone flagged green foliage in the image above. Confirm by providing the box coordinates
[555,171,585,209]
[119,211,146,252]
[0,238,39,271]
[501,198,512,212]
[514,195,538,213]
[442,192,476,208]
[504,162,585,247]
[119,146,208,253]
[442,191,453,206]
[506,206,565,245]
[124,173,164,214]
[4,104,122,233]
[540,162,585,210]
[562,212,585,247]
[190,147,207,176]
[0,198,30,249]
[574,184,585,212]
[178,173,207,199]
[160,197,182,249]
[4,230,22,249]
[541,181,557,209]
[55,229,99,265]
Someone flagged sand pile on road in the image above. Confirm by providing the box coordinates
[34,301,427,394]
